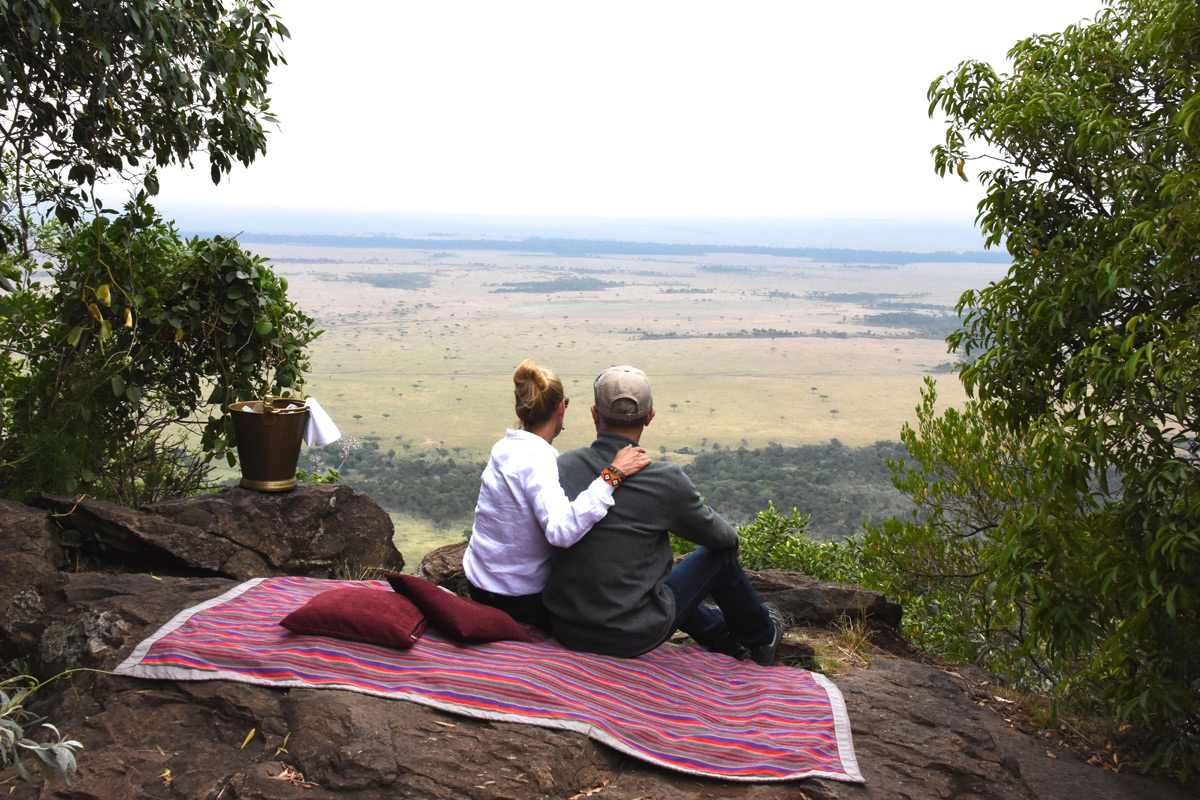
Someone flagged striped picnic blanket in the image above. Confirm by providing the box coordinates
[116,576,862,783]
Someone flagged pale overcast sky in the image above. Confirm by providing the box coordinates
[151,0,1103,232]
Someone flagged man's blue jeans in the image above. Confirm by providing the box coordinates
[663,546,773,648]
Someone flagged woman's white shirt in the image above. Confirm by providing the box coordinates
[463,429,615,596]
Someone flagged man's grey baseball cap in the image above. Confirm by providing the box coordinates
[594,365,653,421]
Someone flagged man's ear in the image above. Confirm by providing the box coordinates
[644,408,655,426]
[590,405,600,426]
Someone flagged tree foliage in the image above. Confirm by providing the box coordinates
[0,0,309,504]
[928,0,1199,777]
[308,437,912,539]
[302,441,486,524]
[859,380,1099,683]
[0,197,318,503]
[684,440,909,538]
[0,0,288,262]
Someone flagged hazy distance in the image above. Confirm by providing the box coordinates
[173,210,995,255]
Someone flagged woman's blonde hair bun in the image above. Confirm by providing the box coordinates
[513,359,564,428]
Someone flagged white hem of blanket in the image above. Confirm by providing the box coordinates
[114,576,865,784]
[810,670,864,782]
[114,578,267,674]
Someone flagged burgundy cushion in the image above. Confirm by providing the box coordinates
[280,587,426,649]
[386,573,531,643]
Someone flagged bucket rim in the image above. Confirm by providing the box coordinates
[229,398,309,414]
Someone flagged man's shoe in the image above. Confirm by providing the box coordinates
[706,628,749,661]
[749,603,785,666]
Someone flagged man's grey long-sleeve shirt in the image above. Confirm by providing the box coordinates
[543,431,738,657]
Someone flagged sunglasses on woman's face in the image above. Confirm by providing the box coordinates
[563,397,570,409]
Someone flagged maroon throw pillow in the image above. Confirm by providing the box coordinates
[280,587,426,649]
[386,573,531,643]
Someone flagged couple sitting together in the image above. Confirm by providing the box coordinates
[462,360,785,665]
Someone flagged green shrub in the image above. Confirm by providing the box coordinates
[672,503,861,584]
[0,676,82,785]
[0,197,320,504]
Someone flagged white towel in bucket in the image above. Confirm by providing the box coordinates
[303,398,342,446]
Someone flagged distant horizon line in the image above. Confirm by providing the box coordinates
[154,203,993,253]
[187,231,1009,265]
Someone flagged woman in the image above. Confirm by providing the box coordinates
[462,359,651,627]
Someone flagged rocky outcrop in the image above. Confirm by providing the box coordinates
[2,485,403,670]
[0,499,69,660]
[1,491,1194,799]
[26,483,404,580]
[415,539,469,595]
[750,568,904,629]
[10,570,1192,800]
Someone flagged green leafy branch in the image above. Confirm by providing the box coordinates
[0,675,83,786]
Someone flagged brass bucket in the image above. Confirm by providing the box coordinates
[229,397,310,491]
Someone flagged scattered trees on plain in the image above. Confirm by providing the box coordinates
[307,438,910,543]
[685,440,909,539]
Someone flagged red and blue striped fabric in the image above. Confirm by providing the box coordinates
[116,576,863,783]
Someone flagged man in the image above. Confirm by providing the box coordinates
[543,365,784,663]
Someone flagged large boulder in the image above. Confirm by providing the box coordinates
[415,539,469,595]
[27,483,404,580]
[749,569,904,629]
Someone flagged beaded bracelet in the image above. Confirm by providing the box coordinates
[601,465,623,488]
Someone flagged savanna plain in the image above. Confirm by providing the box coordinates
[246,242,1009,561]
